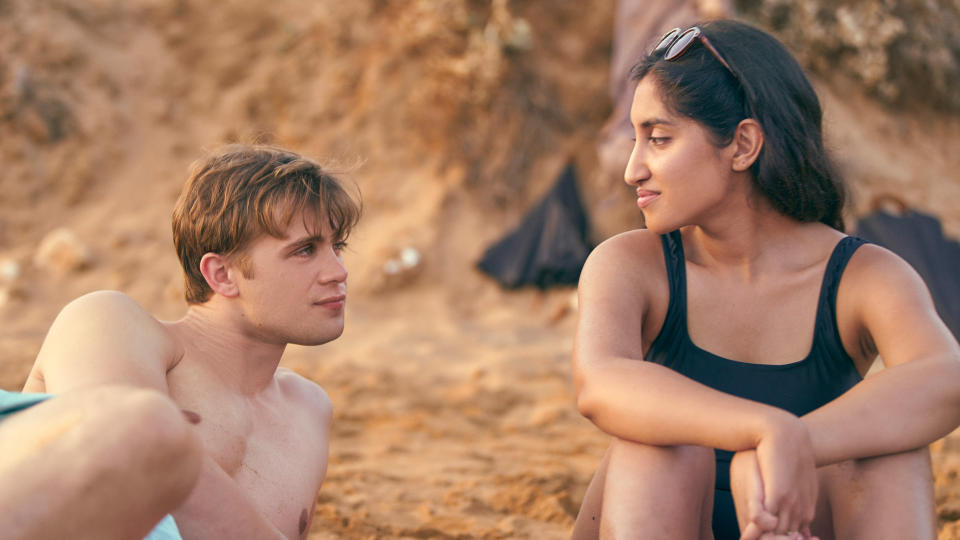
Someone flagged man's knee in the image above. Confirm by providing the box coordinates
[110,388,201,467]
[81,387,202,497]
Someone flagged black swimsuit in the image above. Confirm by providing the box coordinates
[644,231,865,539]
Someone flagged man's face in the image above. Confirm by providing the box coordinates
[230,209,348,346]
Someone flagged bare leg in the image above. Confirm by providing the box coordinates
[0,386,203,540]
[573,438,715,540]
[816,447,935,540]
[571,447,611,540]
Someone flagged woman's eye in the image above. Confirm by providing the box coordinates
[333,241,348,254]
[649,136,670,146]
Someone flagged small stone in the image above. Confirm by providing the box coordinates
[34,228,94,274]
[0,259,20,283]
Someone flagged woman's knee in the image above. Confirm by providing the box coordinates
[829,446,932,488]
[820,447,935,538]
[606,439,715,488]
[601,440,715,538]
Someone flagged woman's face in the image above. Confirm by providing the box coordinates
[625,76,737,233]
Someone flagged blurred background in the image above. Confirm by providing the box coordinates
[1,0,959,538]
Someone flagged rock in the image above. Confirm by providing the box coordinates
[0,258,27,307]
[373,246,424,291]
[736,0,960,111]
[33,228,94,274]
[0,258,20,283]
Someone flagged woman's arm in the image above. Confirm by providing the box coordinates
[802,244,960,466]
[574,232,796,451]
[574,231,821,533]
[574,232,818,531]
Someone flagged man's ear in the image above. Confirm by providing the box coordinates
[730,118,764,172]
[199,253,240,298]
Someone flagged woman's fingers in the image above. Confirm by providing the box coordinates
[754,414,818,539]
[733,450,780,540]
[740,521,770,540]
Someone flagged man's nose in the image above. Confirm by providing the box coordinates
[318,249,348,284]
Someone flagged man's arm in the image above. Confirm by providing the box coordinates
[173,456,287,539]
[29,291,290,539]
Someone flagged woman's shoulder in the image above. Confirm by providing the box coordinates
[580,228,669,292]
[587,228,666,266]
[843,239,923,286]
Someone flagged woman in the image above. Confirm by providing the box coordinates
[571,19,960,539]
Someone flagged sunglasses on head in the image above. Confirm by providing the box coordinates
[654,27,737,79]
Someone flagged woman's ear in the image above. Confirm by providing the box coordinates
[199,253,240,298]
[730,118,764,172]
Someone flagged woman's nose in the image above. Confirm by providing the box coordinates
[623,143,650,186]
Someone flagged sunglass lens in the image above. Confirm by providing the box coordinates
[654,28,681,53]
[665,28,699,61]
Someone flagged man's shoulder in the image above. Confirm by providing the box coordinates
[57,290,170,339]
[276,368,333,420]
[34,291,179,391]
[61,289,154,314]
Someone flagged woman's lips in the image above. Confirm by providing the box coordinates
[636,189,660,208]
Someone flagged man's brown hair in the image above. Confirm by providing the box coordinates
[172,144,361,304]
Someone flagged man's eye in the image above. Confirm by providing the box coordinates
[294,245,315,256]
[333,242,348,253]
[649,136,670,146]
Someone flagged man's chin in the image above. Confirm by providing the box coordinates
[291,326,344,347]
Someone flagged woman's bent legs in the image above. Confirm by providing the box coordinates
[814,446,935,540]
[573,438,715,540]
[0,386,203,540]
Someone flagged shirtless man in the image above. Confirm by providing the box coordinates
[18,144,361,539]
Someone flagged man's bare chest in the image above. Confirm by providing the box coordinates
[169,379,326,537]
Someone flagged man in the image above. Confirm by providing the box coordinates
[15,144,361,539]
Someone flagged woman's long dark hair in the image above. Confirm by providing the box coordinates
[630,20,847,231]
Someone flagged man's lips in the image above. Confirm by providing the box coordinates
[636,189,660,208]
[315,295,346,309]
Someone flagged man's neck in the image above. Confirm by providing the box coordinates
[172,301,286,396]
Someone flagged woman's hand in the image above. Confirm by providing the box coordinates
[731,449,820,540]
[735,412,818,537]
[731,449,776,539]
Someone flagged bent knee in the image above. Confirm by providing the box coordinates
[608,439,714,480]
[828,446,932,482]
[115,389,201,463]
[81,387,202,478]
[821,446,934,510]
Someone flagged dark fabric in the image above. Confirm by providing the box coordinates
[855,210,960,341]
[476,164,592,289]
[645,231,865,539]
[712,488,739,540]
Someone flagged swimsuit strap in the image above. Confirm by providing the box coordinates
[813,235,867,361]
[651,230,687,351]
